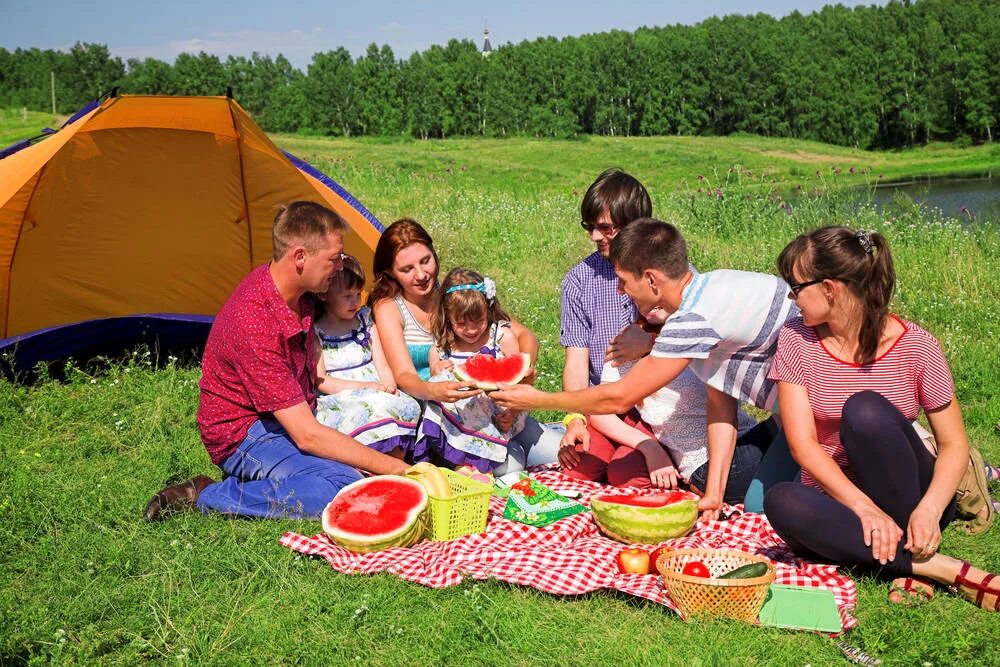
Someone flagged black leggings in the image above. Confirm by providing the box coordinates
[763,391,955,578]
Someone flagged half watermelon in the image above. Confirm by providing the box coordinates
[321,475,428,553]
[453,352,531,391]
[590,490,699,544]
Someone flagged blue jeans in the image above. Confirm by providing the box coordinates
[743,429,801,513]
[493,417,562,476]
[197,419,364,519]
[688,419,776,503]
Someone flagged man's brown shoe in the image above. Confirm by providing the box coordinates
[144,475,215,521]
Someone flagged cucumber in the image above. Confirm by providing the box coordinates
[719,562,768,579]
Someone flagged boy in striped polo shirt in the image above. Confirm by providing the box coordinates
[493,219,799,518]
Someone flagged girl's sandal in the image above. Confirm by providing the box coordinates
[950,561,1000,611]
[887,577,934,606]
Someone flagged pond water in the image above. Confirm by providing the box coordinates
[867,173,999,223]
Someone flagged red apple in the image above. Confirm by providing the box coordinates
[648,546,670,575]
[616,547,651,574]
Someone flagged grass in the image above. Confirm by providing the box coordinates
[2,124,1000,664]
[0,108,61,146]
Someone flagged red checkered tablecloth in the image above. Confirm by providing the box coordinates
[279,469,857,631]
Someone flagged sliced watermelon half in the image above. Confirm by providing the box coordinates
[321,475,428,553]
[453,352,531,391]
[592,490,698,508]
[590,490,699,544]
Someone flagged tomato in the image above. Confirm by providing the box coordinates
[681,560,711,578]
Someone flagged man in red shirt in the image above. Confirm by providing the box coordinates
[145,201,408,519]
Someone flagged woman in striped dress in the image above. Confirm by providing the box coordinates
[763,226,998,611]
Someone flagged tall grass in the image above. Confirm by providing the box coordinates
[2,134,998,665]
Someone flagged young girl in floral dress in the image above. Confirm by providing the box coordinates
[416,268,529,473]
[314,254,420,457]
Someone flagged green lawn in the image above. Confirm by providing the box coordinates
[2,126,999,665]
[0,108,62,146]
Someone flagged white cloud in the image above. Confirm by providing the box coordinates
[110,28,339,70]
[380,21,402,32]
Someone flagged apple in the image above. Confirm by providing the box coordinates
[648,546,670,575]
[616,547,651,574]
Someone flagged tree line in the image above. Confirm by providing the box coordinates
[1,0,997,148]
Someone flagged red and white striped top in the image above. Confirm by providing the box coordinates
[768,315,954,488]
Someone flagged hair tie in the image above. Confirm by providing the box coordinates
[856,230,875,256]
[444,277,496,302]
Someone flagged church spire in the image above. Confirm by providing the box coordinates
[482,21,493,57]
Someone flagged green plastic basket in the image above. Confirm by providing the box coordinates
[425,469,493,541]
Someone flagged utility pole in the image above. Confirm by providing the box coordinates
[50,71,56,114]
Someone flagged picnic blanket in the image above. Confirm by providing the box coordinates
[279,468,858,631]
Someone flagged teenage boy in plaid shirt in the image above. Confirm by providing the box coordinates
[495,219,798,519]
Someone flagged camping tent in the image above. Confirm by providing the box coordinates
[0,94,383,374]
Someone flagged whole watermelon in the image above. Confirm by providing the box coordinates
[590,490,698,544]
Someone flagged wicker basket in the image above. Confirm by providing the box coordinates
[656,548,775,622]
[424,469,493,541]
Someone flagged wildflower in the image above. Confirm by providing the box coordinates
[815,170,821,177]
[697,174,704,181]
[849,167,856,174]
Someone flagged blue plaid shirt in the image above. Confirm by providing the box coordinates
[560,252,638,386]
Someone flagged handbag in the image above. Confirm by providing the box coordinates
[913,421,994,535]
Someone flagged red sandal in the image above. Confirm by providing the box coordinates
[888,577,934,606]
[952,561,1000,611]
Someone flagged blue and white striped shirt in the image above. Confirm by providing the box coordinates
[651,269,798,410]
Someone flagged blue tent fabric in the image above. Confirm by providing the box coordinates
[0,314,214,378]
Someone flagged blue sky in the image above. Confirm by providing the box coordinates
[2,1,878,70]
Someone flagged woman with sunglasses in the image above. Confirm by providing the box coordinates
[764,226,998,610]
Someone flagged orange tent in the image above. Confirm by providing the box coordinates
[0,94,383,370]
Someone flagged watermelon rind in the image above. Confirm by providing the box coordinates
[590,493,698,544]
[453,352,531,391]
[321,475,428,553]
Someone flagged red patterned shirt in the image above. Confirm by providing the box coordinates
[768,315,954,488]
[197,264,317,465]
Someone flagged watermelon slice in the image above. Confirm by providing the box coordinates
[590,490,699,544]
[321,476,427,553]
[453,352,531,391]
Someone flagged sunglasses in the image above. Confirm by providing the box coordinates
[581,220,618,236]
[787,277,825,296]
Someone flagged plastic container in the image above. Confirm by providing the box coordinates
[425,468,493,541]
[656,548,775,622]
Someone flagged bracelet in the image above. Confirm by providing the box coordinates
[562,412,587,429]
